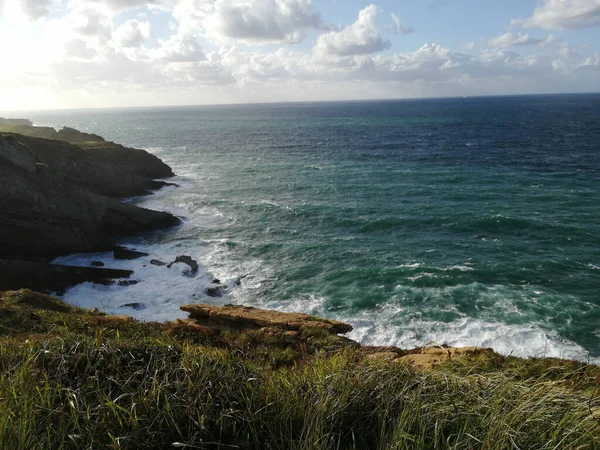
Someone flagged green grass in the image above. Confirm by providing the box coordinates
[1,290,599,449]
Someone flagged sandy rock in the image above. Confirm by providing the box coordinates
[397,347,495,369]
[180,303,353,334]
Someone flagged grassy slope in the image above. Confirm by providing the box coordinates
[1,289,599,450]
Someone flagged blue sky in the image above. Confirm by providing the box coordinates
[0,0,599,110]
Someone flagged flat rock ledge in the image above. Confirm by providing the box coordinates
[365,346,496,369]
[180,304,353,335]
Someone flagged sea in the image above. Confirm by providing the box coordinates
[24,94,600,363]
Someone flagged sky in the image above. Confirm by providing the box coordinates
[0,0,599,110]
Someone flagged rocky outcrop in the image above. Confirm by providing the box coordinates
[363,346,496,369]
[2,133,173,198]
[181,304,353,334]
[167,255,199,274]
[0,123,103,143]
[0,118,32,126]
[113,247,149,260]
[0,124,180,292]
[0,260,133,292]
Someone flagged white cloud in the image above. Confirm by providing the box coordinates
[174,0,324,44]
[151,33,206,62]
[21,0,54,18]
[579,54,600,67]
[490,32,543,47]
[314,5,390,57]
[113,19,150,47]
[513,0,600,30]
[74,0,171,12]
[391,13,414,35]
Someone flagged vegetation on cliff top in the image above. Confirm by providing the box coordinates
[1,289,599,450]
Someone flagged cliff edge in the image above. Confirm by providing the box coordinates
[0,124,180,291]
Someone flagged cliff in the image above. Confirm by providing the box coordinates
[0,125,180,291]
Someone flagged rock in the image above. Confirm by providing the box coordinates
[212,278,221,284]
[180,304,353,335]
[120,302,145,310]
[397,347,495,369]
[90,261,105,267]
[0,117,33,126]
[365,352,400,361]
[206,286,225,297]
[113,246,149,260]
[0,260,134,292]
[117,280,139,286]
[0,134,180,261]
[150,259,167,266]
[167,255,198,274]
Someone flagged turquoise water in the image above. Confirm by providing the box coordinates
[31,95,600,361]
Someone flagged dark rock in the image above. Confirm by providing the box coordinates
[167,255,198,274]
[0,260,134,293]
[117,280,139,286]
[150,259,167,266]
[206,286,225,298]
[0,134,180,261]
[212,278,221,284]
[91,261,105,267]
[120,302,145,310]
[0,127,180,293]
[113,246,149,260]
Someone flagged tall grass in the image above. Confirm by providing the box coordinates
[1,332,599,450]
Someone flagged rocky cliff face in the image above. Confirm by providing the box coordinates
[0,129,180,289]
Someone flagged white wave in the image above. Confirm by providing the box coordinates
[347,316,598,364]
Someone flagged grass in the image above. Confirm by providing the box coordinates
[1,289,599,449]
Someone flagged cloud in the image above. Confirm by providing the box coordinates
[175,0,324,44]
[513,0,600,30]
[314,5,391,57]
[113,19,150,47]
[21,0,54,18]
[151,33,206,62]
[74,0,171,12]
[490,33,543,47]
[391,13,414,34]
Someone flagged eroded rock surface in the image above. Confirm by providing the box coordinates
[0,260,134,292]
[180,304,353,334]
[167,256,198,274]
[0,127,179,292]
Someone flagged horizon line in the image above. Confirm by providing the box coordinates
[2,91,599,115]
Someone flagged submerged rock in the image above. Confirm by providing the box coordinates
[90,261,105,267]
[114,246,149,260]
[117,280,139,287]
[167,255,198,274]
[150,259,167,266]
[120,302,145,310]
[206,286,226,298]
